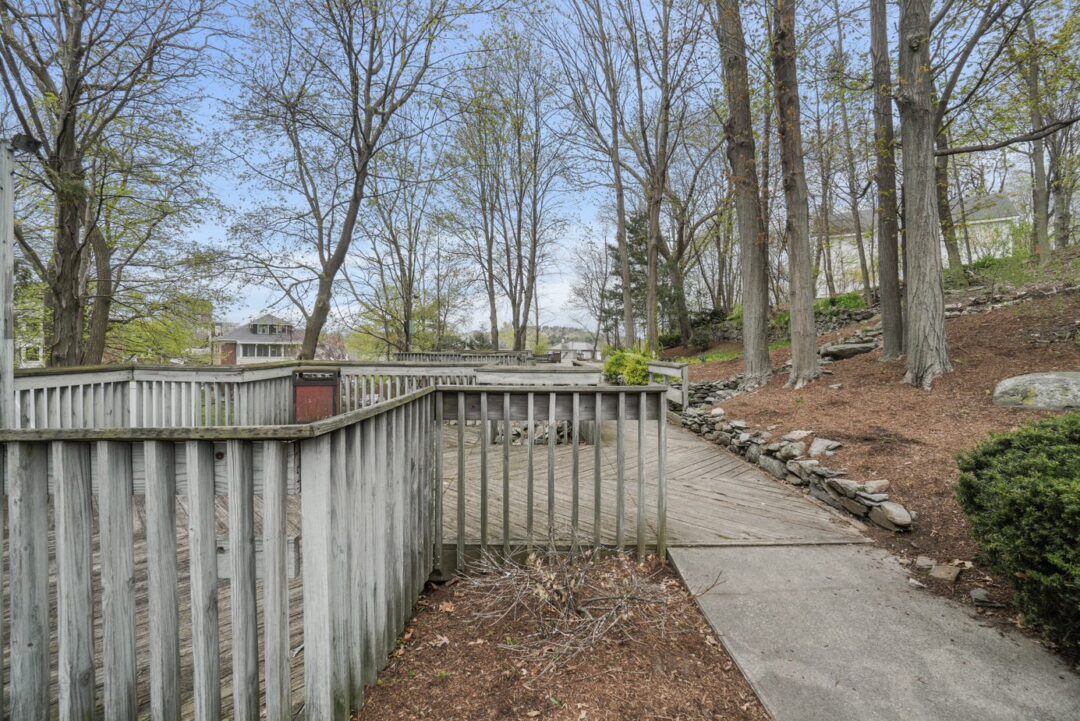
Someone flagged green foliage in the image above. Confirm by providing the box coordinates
[813,291,867,315]
[658,330,683,350]
[603,350,650,385]
[725,305,743,324]
[769,310,790,334]
[956,414,1080,655]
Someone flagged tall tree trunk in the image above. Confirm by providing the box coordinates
[1051,163,1072,248]
[612,144,635,347]
[82,226,112,364]
[898,0,952,388]
[1025,19,1051,264]
[46,151,88,366]
[871,0,903,359]
[934,133,963,270]
[715,0,772,388]
[772,0,819,389]
[646,183,662,353]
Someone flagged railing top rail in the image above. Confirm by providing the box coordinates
[0,386,435,442]
[0,384,668,442]
[647,360,688,370]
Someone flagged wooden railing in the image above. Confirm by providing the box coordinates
[0,372,669,719]
[0,389,437,721]
[392,350,533,365]
[435,385,668,570]
[647,360,690,409]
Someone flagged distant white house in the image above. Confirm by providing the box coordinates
[551,341,601,362]
[812,193,1022,295]
[211,313,304,365]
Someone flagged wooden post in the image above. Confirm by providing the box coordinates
[657,396,668,560]
[637,392,647,559]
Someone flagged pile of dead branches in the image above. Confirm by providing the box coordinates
[459,550,686,674]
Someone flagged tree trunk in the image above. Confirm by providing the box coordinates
[1051,167,1072,248]
[715,0,772,388]
[871,0,903,359]
[934,133,963,270]
[898,0,952,388]
[1025,19,1051,264]
[612,144,635,347]
[82,226,112,365]
[46,149,88,366]
[772,0,819,389]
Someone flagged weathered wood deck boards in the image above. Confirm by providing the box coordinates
[441,420,863,547]
[0,496,307,720]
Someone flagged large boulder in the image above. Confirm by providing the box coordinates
[992,372,1080,411]
[819,342,876,360]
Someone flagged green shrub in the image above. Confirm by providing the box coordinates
[725,305,743,324]
[814,291,867,315]
[603,350,650,385]
[956,413,1080,655]
[657,331,681,350]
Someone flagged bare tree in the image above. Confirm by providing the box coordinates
[771,0,819,388]
[615,0,707,353]
[898,0,952,388]
[0,0,217,365]
[227,0,479,359]
[548,0,637,347]
[711,0,771,388]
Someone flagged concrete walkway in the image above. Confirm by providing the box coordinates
[669,465,1080,721]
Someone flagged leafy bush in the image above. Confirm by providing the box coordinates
[956,413,1080,655]
[690,325,714,350]
[657,330,683,350]
[603,350,650,385]
[814,291,867,315]
[725,305,743,324]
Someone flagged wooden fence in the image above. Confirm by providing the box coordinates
[647,360,690,409]
[0,389,436,721]
[391,350,534,365]
[0,370,669,719]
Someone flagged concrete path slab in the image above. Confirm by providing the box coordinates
[671,544,1080,721]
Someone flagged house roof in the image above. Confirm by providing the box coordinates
[213,314,305,344]
[553,341,596,351]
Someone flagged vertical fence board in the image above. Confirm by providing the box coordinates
[637,392,647,559]
[263,440,291,720]
[8,442,49,720]
[98,441,137,720]
[616,392,626,550]
[145,440,180,721]
[456,392,465,570]
[301,433,347,720]
[55,441,96,720]
[593,391,603,546]
[186,440,221,721]
[228,440,260,721]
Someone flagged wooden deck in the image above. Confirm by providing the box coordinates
[441,419,864,548]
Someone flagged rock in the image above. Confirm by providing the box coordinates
[808,437,842,457]
[929,564,961,584]
[992,372,1080,410]
[729,419,748,429]
[710,406,726,417]
[777,441,805,461]
[716,432,732,446]
[861,479,891,494]
[840,497,870,517]
[820,342,877,360]
[809,464,846,478]
[908,578,926,589]
[758,455,788,480]
[855,491,889,505]
[869,501,913,531]
[745,443,762,463]
[828,383,843,390]
[786,473,807,486]
[825,477,861,498]
[786,459,819,481]
[915,555,935,570]
[781,430,813,442]
[970,588,1005,608]
[809,484,844,510]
